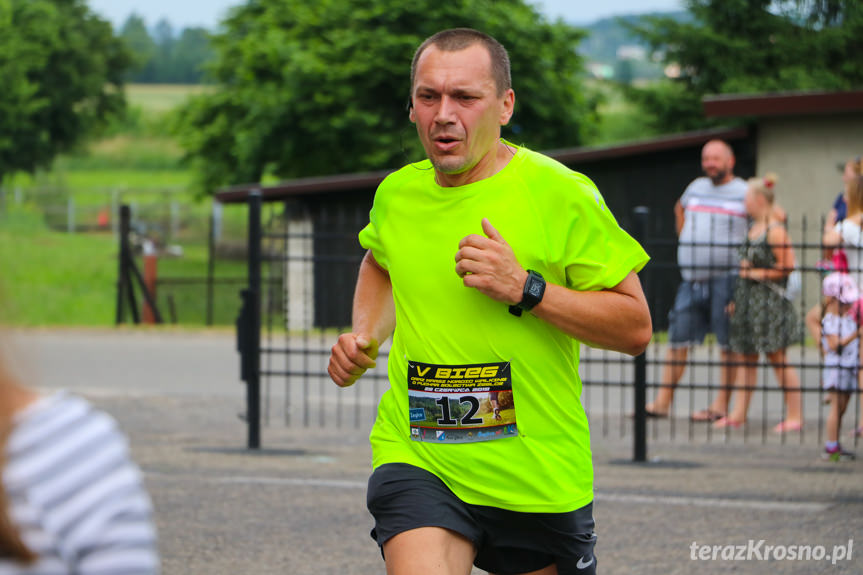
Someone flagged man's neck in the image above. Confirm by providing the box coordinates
[435,140,516,188]
[711,174,734,186]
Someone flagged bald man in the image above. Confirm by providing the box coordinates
[647,140,747,422]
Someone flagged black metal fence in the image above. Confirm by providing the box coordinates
[236,196,862,454]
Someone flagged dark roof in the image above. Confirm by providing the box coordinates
[215,126,749,204]
[545,126,748,165]
[703,90,863,119]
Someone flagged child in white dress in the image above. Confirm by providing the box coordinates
[820,272,861,461]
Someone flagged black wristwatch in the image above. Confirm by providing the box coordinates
[509,270,546,317]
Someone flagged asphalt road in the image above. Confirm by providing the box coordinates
[7,328,862,575]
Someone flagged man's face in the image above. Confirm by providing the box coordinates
[410,44,514,185]
[701,142,733,185]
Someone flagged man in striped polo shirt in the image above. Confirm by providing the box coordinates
[646,139,748,422]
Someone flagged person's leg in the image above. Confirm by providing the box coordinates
[647,346,689,416]
[367,464,482,574]
[709,348,737,417]
[858,364,863,436]
[718,352,758,426]
[383,527,475,575]
[650,281,707,416]
[474,501,596,575]
[825,391,850,444]
[704,274,738,420]
[767,348,803,430]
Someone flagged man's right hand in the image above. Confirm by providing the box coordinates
[328,334,379,387]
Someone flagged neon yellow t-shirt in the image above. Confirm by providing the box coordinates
[359,145,649,513]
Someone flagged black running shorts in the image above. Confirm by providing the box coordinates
[367,463,597,575]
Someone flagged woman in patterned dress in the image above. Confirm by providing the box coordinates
[718,174,803,432]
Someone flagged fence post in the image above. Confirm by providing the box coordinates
[170,200,180,243]
[67,194,75,234]
[246,190,263,449]
[632,206,650,462]
[111,189,120,241]
[115,205,131,325]
[142,240,158,324]
[206,201,216,326]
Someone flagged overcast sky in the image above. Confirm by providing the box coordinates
[87,0,683,30]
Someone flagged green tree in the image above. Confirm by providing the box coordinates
[614,58,635,86]
[120,13,157,83]
[627,0,863,132]
[175,0,596,193]
[0,0,131,185]
[168,27,213,83]
[152,18,175,81]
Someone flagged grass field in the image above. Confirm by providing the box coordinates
[1,84,246,327]
[0,206,118,326]
[0,203,247,327]
[124,83,214,113]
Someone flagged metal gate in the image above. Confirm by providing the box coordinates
[236,191,861,454]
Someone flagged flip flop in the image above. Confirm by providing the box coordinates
[690,409,724,422]
[773,420,803,433]
[713,416,743,429]
[627,408,668,419]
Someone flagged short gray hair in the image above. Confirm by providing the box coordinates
[410,28,511,96]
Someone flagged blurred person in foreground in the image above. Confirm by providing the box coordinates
[328,28,651,575]
[0,330,159,573]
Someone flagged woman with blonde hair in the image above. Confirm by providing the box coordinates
[718,173,803,431]
[0,336,159,573]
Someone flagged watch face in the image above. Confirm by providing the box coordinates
[528,282,543,298]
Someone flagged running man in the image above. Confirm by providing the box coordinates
[329,28,651,575]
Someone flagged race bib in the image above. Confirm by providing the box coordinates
[407,360,518,444]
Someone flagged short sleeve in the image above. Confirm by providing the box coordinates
[562,177,649,291]
[678,180,696,210]
[358,196,390,271]
[839,220,863,248]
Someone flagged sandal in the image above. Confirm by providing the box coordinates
[691,409,725,422]
[713,416,743,429]
[774,420,803,433]
[627,408,668,419]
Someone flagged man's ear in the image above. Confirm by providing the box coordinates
[407,97,415,123]
[499,89,515,125]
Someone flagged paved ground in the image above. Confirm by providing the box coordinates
[8,328,863,574]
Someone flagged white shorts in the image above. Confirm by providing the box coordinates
[823,365,858,392]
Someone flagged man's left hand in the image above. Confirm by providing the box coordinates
[455,218,527,305]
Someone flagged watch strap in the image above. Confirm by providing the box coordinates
[508,270,546,317]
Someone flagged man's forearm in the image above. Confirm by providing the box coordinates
[352,250,396,343]
[530,272,652,356]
